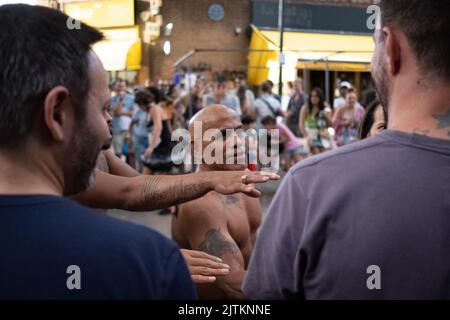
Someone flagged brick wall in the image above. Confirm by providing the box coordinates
[148,0,252,81]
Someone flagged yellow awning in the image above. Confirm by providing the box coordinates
[93,27,142,71]
[248,25,375,85]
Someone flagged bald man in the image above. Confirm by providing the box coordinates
[172,105,263,300]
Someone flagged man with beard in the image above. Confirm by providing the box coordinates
[244,0,450,299]
[172,105,262,300]
[0,5,195,299]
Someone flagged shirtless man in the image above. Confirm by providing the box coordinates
[172,105,263,299]
[72,148,278,284]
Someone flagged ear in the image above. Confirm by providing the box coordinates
[383,26,402,76]
[43,86,72,142]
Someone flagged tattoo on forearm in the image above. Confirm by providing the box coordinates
[199,229,240,258]
[139,176,210,209]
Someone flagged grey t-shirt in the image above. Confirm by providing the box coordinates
[243,130,450,299]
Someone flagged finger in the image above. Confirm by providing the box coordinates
[255,172,281,180]
[187,250,224,263]
[246,173,280,184]
[190,266,230,277]
[240,185,261,198]
[188,258,230,270]
[191,275,217,284]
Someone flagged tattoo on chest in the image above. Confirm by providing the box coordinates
[214,193,239,207]
[198,229,239,257]
[96,152,109,173]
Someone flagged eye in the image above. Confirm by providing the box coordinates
[377,123,387,130]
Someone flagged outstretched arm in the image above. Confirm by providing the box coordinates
[72,170,279,211]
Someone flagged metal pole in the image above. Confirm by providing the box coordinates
[278,0,284,97]
[325,59,330,103]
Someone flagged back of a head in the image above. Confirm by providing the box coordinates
[0,4,103,149]
[261,81,271,94]
[381,0,450,81]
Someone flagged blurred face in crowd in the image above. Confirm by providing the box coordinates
[310,90,320,106]
[263,120,277,131]
[339,86,349,98]
[116,81,127,96]
[346,91,357,108]
[294,80,303,94]
[215,83,227,98]
[369,104,387,137]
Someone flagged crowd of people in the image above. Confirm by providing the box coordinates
[110,71,383,175]
[1,0,449,301]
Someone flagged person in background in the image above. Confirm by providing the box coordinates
[129,91,152,173]
[287,79,308,137]
[358,100,387,140]
[332,88,365,146]
[203,77,242,115]
[254,81,284,125]
[333,81,352,110]
[236,76,256,117]
[111,79,135,158]
[299,88,332,155]
[140,90,173,176]
[266,80,281,103]
[262,116,306,170]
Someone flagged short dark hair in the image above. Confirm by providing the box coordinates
[261,116,277,126]
[135,90,155,106]
[241,116,255,126]
[381,0,450,80]
[261,81,272,93]
[0,5,103,149]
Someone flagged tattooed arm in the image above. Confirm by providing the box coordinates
[176,203,247,300]
[73,170,279,211]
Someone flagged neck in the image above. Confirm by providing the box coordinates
[0,144,63,196]
[389,79,450,140]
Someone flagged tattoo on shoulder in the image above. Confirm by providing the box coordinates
[198,228,239,257]
[433,109,450,130]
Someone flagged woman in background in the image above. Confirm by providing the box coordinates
[299,87,332,155]
[358,100,387,140]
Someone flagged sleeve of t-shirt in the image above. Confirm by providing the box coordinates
[163,247,198,300]
[243,170,308,300]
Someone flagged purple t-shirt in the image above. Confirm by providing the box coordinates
[243,130,450,299]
